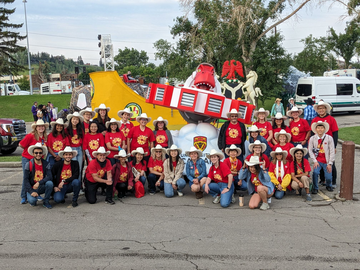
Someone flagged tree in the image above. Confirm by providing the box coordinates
[0,0,26,75]
[114,47,149,70]
[77,56,84,65]
[327,21,360,68]
[17,76,30,91]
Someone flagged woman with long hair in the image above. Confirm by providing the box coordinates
[253,108,273,148]
[105,118,125,166]
[111,150,133,199]
[83,121,105,163]
[271,113,290,145]
[66,112,84,174]
[47,118,69,167]
[153,117,173,149]
[93,103,111,135]
[185,146,207,199]
[117,108,134,152]
[272,129,293,163]
[245,140,270,170]
[147,144,166,195]
[130,147,147,188]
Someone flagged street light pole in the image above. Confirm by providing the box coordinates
[23,0,33,95]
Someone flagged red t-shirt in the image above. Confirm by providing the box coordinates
[290,118,310,142]
[83,122,90,135]
[148,157,164,173]
[60,163,72,185]
[311,115,339,137]
[225,122,242,145]
[120,121,134,139]
[83,133,105,159]
[316,138,327,164]
[250,173,262,193]
[105,131,125,158]
[47,133,70,153]
[68,129,83,148]
[20,133,47,160]
[290,158,311,177]
[245,153,270,169]
[131,161,147,174]
[86,159,112,183]
[273,126,291,144]
[223,157,242,175]
[128,126,155,155]
[118,164,129,182]
[155,130,169,148]
[272,143,293,163]
[254,121,272,140]
[268,160,291,184]
[208,162,232,183]
[34,163,44,186]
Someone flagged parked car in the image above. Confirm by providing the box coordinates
[0,118,27,155]
[0,83,30,96]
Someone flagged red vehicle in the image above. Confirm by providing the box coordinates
[0,118,26,155]
[122,74,137,83]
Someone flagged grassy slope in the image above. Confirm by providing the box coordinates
[0,94,71,122]
[338,126,360,145]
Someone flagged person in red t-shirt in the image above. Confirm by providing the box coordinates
[272,129,293,163]
[130,147,148,189]
[84,147,114,205]
[111,149,133,199]
[224,145,245,193]
[47,118,69,168]
[287,107,311,152]
[289,144,312,201]
[127,113,155,163]
[117,108,134,152]
[19,119,48,204]
[105,118,125,165]
[83,121,105,163]
[245,140,270,170]
[147,145,166,195]
[153,116,173,149]
[271,113,290,145]
[202,149,234,208]
[253,108,273,148]
[80,107,95,135]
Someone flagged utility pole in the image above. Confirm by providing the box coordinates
[23,0,33,94]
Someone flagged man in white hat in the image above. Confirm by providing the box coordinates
[287,107,311,151]
[218,108,246,162]
[51,147,81,207]
[311,100,339,187]
[23,143,54,209]
[80,107,95,135]
[84,147,115,205]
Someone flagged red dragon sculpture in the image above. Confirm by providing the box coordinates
[221,60,244,80]
[193,63,216,90]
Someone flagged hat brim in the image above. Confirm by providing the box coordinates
[94,107,110,113]
[93,151,110,158]
[311,122,330,134]
[270,150,288,159]
[58,150,77,159]
[153,119,169,127]
[114,153,129,159]
[226,112,242,119]
[185,149,203,157]
[80,110,96,118]
[290,147,308,158]
[67,114,84,122]
[224,147,241,156]
[28,144,48,157]
[313,103,331,114]
[117,110,134,118]
[254,110,270,118]
[31,122,49,129]
[105,121,121,129]
[131,150,148,156]
[286,109,303,117]
[247,128,263,133]
[274,132,291,142]
[271,115,287,120]
[249,143,266,153]
[50,121,68,128]
[151,148,167,156]
[166,148,182,155]
[206,152,224,160]
[245,159,262,166]
[136,116,152,123]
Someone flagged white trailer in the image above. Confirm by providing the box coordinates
[40,81,73,95]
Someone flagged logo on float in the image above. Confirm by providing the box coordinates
[193,136,207,151]
[125,103,142,121]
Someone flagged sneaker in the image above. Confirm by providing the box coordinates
[260,202,270,210]
[332,184,337,189]
[60,199,65,204]
[326,186,334,192]
[177,191,184,197]
[267,197,272,204]
[30,203,37,207]
[149,191,155,196]
[20,198,27,204]
[79,189,85,196]
[306,194,312,201]
[105,199,115,205]
[72,201,78,207]
[212,195,221,204]
[312,189,318,194]
[231,194,236,204]
[195,191,203,199]
[37,196,44,202]
[43,202,52,209]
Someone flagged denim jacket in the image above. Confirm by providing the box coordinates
[186,158,207,183]
[239,168,274,195]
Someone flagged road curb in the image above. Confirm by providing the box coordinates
[0,162,22,168]
[338,139,360,149]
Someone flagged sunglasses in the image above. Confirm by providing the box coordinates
[155,151,162,153]
[34,152,43,155]
[275,153,282,155]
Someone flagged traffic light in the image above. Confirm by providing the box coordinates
[75,67,79,74]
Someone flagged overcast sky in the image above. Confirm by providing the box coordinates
[10,0,356,67]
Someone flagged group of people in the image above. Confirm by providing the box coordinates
[32,101,57,127]
[20,99,338,210]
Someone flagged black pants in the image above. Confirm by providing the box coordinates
[115,182,128,197]
[85,179,113,204]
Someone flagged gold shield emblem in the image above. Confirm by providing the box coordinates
[193,136,207,151]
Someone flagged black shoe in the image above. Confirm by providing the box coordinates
[312,189,318,194]
[326,186,334,192]
[72,201,78,207]
[60,199,65,204]
[298,188,302,196]
[105,199,115,205]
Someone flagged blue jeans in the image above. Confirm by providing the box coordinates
[275,190,285,199]
[233,175,247,191]
[313,161,332,190]
[46,153,59,168]
[21,157,31,199]
[27,181,54,206]
[203,182,234,208]
[138,176,146,186]
[71,146,83,175]
[53,179,81,203]
[164,178,186,198]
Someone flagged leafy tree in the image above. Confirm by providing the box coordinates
[0,0,26,75]
[78,67,97,85]
[17,76,30,91]
[114,47,149,70]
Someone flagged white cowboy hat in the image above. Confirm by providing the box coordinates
[131,147,148,156]
[151,144,167,156]
[58,146,78,158]
[50,118,68,128]
[274,129,291,142]
[245,155,263,166]
[270,147,288,160]
[313,101,331,114]
[225,144,241,156]
[114,149,129,159]
[117,108,134,118]
[153,116,169,127]
[105,118,121,129]
[28,142,48,157]
[254,108,270,118]
[66,111,84,122]
[248,140,266,153]
[286,107,303,117]
[271,112,287,120]
[166,144,182,155]
[311,121,330,134]
[185,146,203,157]
[226,108,242,119]
[136,113,152,123]
[247,125,263,133]
[288,97,294,102]
[289,144,308,158]
[79,107,96,118]
[31,119,49,129]
[92,146,110,158]
[206,149,224,160]
[94,103,110,113]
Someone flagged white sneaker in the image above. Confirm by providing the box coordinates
[212,195,221,204]
[260,202,270,210]
[267,197,272,204]
[177,191,184,197]
[231,194,236,204]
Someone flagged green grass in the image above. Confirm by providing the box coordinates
[0,156,22,162]
[339,126,360,145]
[0,94,71,122]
